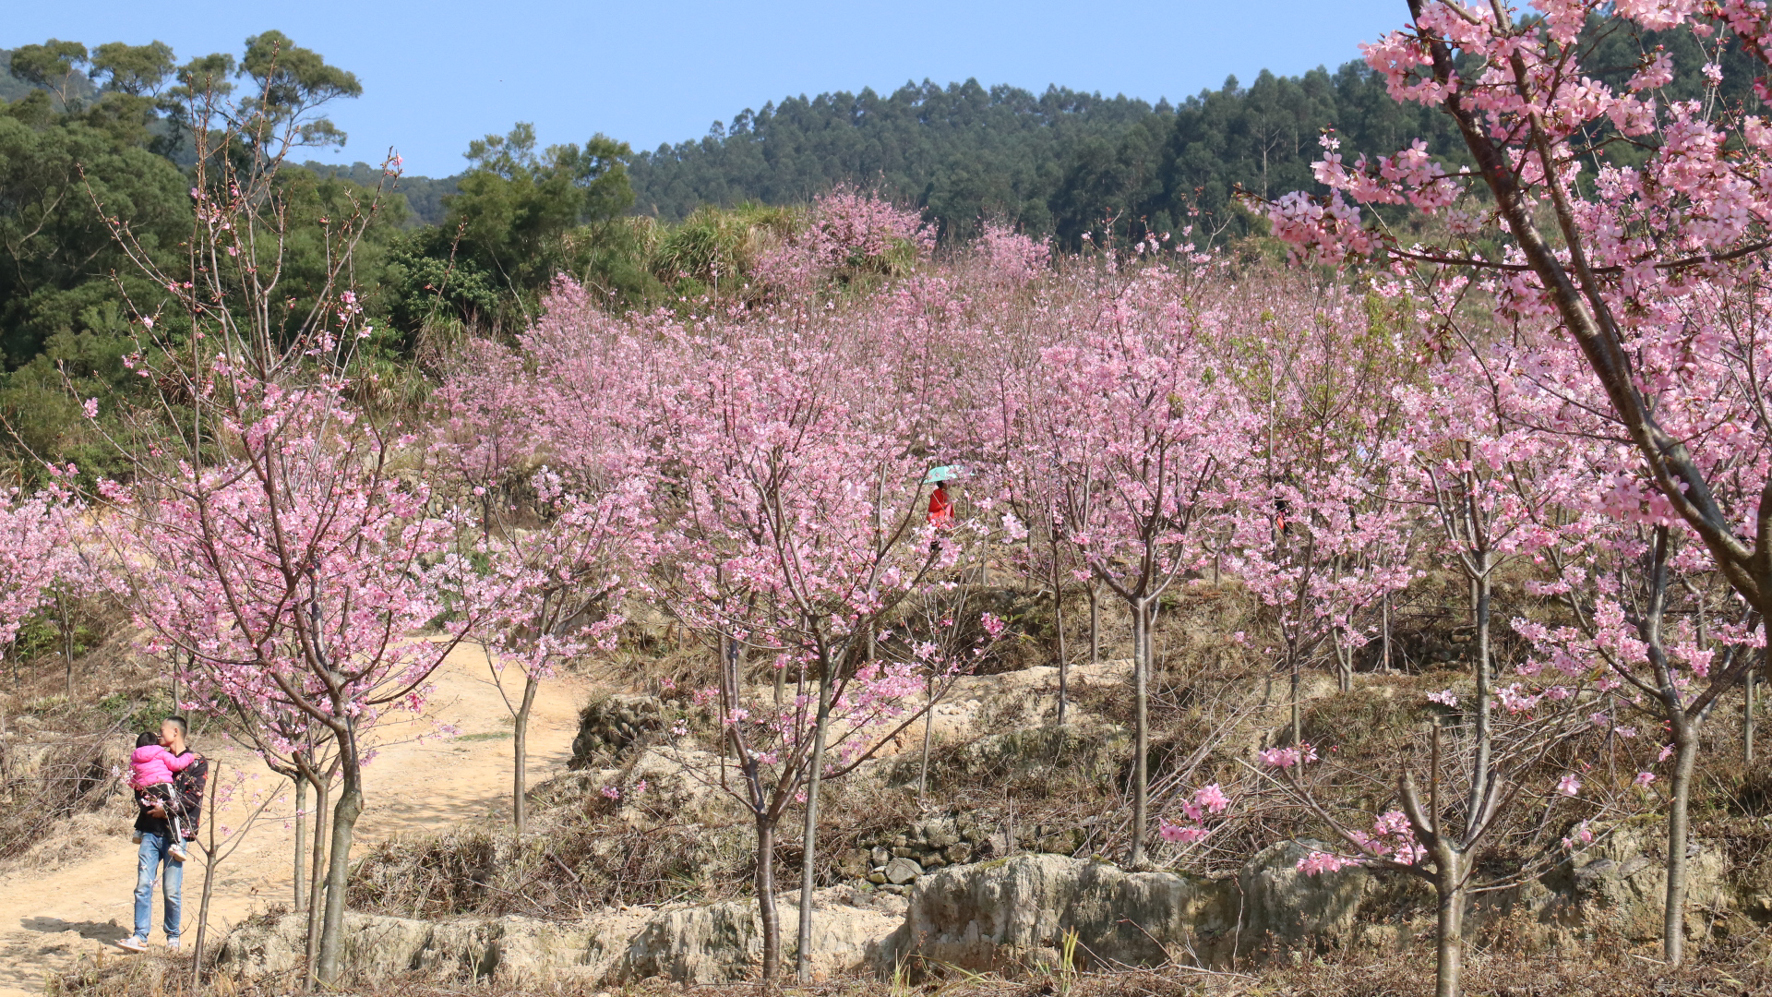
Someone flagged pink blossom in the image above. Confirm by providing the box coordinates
[1563,818,1598,850]
[1158,822,1208,844]
[1258,744,1318,769]
[980,612,1007,640]
[1193,783,1230,814]
[1297,851,1358,875]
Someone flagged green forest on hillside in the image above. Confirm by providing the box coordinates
[624,70,1468,244]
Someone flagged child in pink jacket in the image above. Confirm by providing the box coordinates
[130,731,196,860]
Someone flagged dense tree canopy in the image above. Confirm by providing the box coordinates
[624,70,1471,246]
[0,35,380,478]
[8,9,1747,478]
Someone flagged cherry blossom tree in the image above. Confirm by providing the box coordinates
[1259,687,1607,997]
[115,379,485,984]
[0,474,89,692]
[970,305,1086,721]
[463,480,642,836]
[634,310,962,982]
[83,35,483,984]
[1515,511,1757,966]
[970,220,1052,287]
[1265,2,1772,964]
[434,325,651,836]
[1224,280,1416,741]
[1384,339,1607,819]
[754,184,934,294]
[1036,260,1254,867]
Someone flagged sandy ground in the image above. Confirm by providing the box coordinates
[0,644,590,997]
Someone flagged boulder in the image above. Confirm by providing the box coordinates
[884,857,923,885]
[619,900,898,983]
[497,914,647,982]
[217,912,495,980]
[569,695,666,769]
[881,854,1235,973]
[1237,840,1377,951]
[622,746,724,809]
[1538,823,1729,943]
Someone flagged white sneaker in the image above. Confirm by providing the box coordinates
[168,842,188,862]
[131,830,143,844]
[116,936,147,953]
[166,938,181,952]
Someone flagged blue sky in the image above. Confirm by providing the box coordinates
[8,1,1410,177]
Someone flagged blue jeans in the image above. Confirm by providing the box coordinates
[132,831,183,942]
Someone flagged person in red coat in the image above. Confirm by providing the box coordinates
[927,480,954,530]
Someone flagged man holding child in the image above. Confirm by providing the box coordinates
[116,716,205,953]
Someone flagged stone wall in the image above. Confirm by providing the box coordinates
[217,894,899,986]
[221,829,1733,985]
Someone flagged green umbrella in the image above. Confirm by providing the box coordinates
[923,465,964,484]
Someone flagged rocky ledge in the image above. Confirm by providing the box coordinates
[218,828,1727,985]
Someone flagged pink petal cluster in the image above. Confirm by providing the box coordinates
[1258,744,1319,770]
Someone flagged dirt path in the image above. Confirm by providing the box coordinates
[0,645,590,997]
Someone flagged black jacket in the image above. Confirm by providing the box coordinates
[133,751,206,840]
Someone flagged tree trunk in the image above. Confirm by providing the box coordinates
[795,655,837,984]
[1289,644,1302,748]
[292,772,306,911]
[1088,584,1100,664]
[1053,555,1069,724]
[756,814,780,982]
[1129,599,1151,867]
[513,671,538,837]
[1663,718,1700,966]
[60,588,73,698]
[1748,667,1758,766]
[1467,567,1493,818]
[1433,869,1465,997]
[190,767,223,990]
[303,774,329,989]
[1381,593,1392,672]
[1748,634,1766,766]
[316,743,364,984]
[918,670,934,801]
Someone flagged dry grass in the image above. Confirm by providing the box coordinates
[350,784,747,916]
[0,720,126,861]
[48,948,1772,997]
[350,766,939,920]
[343,570,1772,924]
[0,608,171,863]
